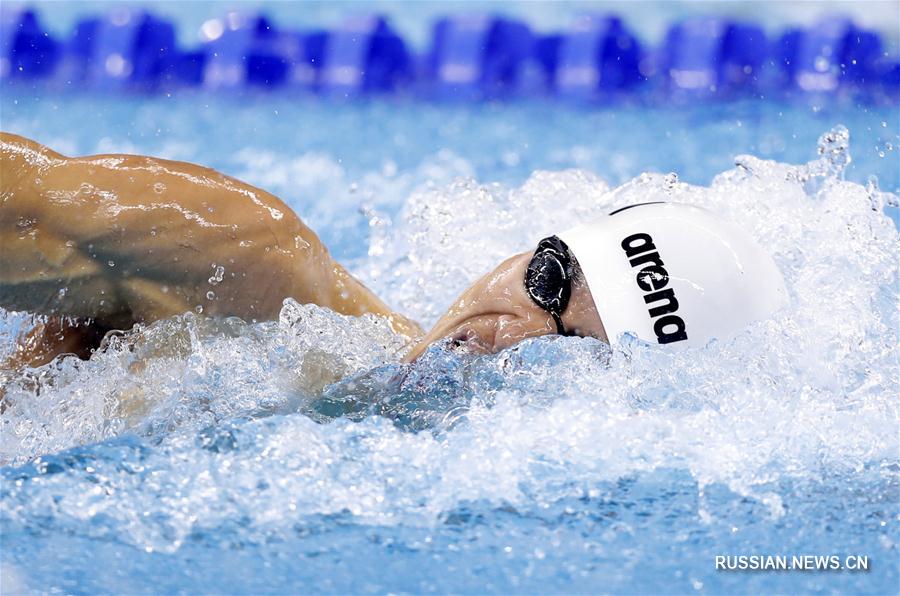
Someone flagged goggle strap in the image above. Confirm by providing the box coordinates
[551,311,567,335]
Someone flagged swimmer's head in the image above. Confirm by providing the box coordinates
[404,202,788,360]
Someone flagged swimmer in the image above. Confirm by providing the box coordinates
[0,132,788,377]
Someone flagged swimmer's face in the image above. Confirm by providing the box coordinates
[404,252,608,361]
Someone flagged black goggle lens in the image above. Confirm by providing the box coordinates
[525,236,573,335]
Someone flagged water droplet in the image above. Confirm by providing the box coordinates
[664,172,679,190]
[108,260,115,267]
[816,125,851,176]
[195,305,204,314]
[206,291,216,300]
[208,265,225,285]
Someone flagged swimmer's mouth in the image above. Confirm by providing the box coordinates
[447,332,488,353]
[405,312,505,361]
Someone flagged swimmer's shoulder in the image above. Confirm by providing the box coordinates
[1,131,64,158]
[1,132,66,189]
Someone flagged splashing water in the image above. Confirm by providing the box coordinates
[1,127,897,593]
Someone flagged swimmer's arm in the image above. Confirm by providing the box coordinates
[0,132,421,337]
[1,316,105,371]
[0,316,109,409]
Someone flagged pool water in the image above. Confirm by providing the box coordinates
[1,90,898,594]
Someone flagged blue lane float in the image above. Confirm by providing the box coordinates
[254,30,327,89]
[320,15,409,94]
[59,9,176,91]
[428,14,533,98]
[779,16,884,92]
[193,13,280,89]
[664,18,767,95]
[0,8,59,80]
[1,7,896,100]
[554,15,643,98]
[188,13,325,90]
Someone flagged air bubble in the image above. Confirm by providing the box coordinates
[875,141,894,159]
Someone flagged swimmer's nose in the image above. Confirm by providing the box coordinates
[402,253,553,362]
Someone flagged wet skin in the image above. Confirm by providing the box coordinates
[0,132,606,376]
[404,252,607,361]
[0,132,419,373]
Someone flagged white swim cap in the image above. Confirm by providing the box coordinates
[560,202,788,347]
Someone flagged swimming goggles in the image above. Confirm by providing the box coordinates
[524,235,574,336]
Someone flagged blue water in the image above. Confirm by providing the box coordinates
[1,67,899,596]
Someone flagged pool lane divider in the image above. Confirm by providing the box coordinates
[2,8,897,99]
